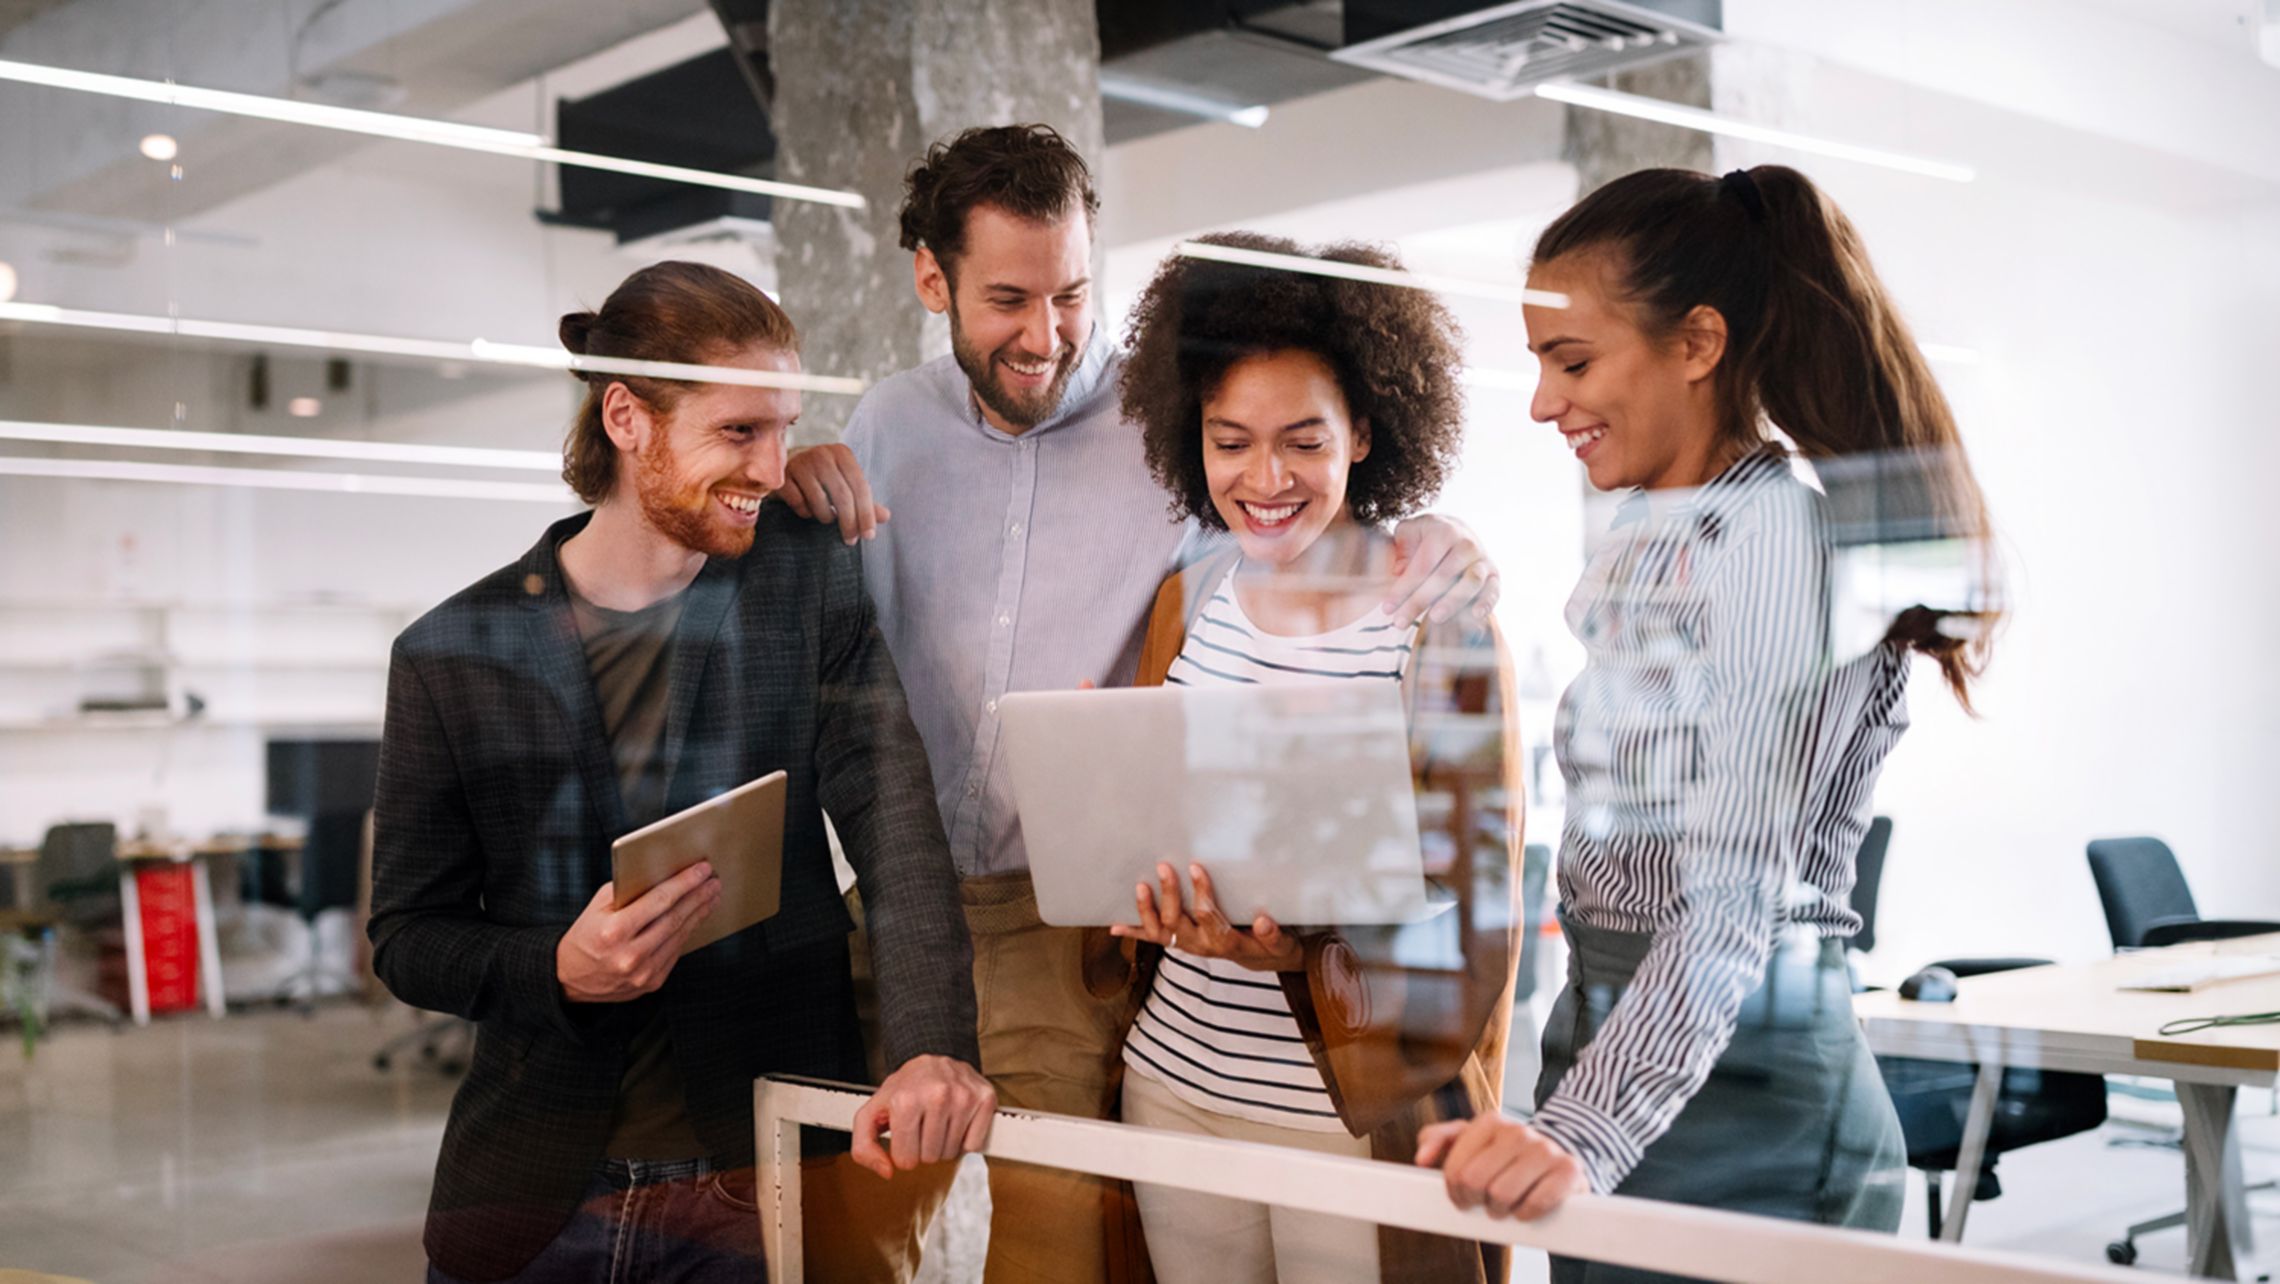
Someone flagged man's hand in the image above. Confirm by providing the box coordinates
[1415,1115,1589,1220]
[777,444,891,546]
[554,862,721,1003]
[849,1054,996,1178]
[1108,862,1303,973]
[1385,514,1500,627]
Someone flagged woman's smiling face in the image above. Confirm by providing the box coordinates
[1201,348,1370,566]
[1524,251,1729,493]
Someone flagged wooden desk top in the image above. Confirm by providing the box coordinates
[1855,934,2280,1079]
[0,847,36,865]
[117,834,305,862]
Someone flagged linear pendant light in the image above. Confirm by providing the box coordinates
[0,56,866,209]
[1172,241,1570,308]
[0,300,867,395]
[1533,82,1975,184]
[0,455,575,503]
[0,420,560,470]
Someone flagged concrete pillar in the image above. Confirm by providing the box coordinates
[768,0,1104,442]
[1564,53,1715,195]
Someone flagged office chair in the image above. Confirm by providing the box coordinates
[2085,836,2280,1264]
[2087,836,2280,951]
[1876,957,2110,1236]
[270,813,369,1009]
[1514,843,1551,1006]
[1848,817,1893,957]
[32,823,126,1026]
[1849,820,2109,1237]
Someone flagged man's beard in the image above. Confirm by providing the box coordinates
[632,427,754,559]
[949,304,1083,431]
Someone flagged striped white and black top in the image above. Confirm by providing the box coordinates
[1122,565,1418,1131]
[1528,447,1913,1195]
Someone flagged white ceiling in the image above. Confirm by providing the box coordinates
[2071,0,2263,52]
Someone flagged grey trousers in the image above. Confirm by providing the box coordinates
[1536,919,1907,1284]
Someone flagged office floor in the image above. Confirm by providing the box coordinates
[0,1006,2274,1283]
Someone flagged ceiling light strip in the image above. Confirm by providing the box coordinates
[0,301,867,395]
[0,455,576,503]
[1173,241,1569,308]
[0,57,542,147]
[0,57,866,210]
[1534,82,1975,184]
[1099,72,1269,128]
[0,420,560,471]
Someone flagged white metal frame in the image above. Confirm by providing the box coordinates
[754,1075,2143,1284]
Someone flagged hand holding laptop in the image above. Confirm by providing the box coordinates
[1110,860,1304,973]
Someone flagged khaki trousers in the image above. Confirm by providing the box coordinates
[1121,1072,1379,1284]
[835,873,1144,1283]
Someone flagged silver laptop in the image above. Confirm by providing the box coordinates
[1000,680,1433,928]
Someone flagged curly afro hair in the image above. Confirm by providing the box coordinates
[1118,231,1467,530]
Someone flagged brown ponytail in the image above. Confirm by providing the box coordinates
[557,261,799,505]
[1533,165,1999,709]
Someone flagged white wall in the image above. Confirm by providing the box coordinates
[1704,40,2280,976]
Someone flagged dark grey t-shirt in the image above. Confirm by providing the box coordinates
[569,583,704,1162]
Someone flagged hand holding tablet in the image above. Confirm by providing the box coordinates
[610,770,788,956]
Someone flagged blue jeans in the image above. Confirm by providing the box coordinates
[427,1157,766,1284]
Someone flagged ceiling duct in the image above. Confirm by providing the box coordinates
[1332,0,1720,101]
[540,46,776,247]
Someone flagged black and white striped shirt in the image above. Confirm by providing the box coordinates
[1121,566,1418,1131]
[1528,447,1912,1194]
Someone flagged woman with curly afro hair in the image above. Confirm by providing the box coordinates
[1107,232,1523,1284]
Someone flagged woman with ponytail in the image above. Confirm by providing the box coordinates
[1414,165,1999,1279]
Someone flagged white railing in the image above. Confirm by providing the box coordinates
[753,1076,2142,1284]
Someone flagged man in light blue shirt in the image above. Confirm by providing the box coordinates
[776,123,1497,1282]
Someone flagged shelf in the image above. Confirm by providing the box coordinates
[0,598,426,616]
[0,715,381,733]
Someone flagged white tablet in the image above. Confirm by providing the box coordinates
[1000,681,1432,928]
[611,770,785,955]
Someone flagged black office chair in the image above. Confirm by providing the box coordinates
[1847,816,1893,957]
[271,812,370,1009]
[32,822,126,1025]
[1514,842,1551,1005]
[1877,958,2110,1236]
[1850,819,2109,1237]
[2085,836,2279,1265]
[2087,836,2280,951]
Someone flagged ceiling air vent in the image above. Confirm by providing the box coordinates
[1332,0,1721,102]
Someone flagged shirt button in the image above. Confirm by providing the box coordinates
[996,613,1011,627]
[966,783,980,798]
[985,699,998,714]
[1009,522,1023,537]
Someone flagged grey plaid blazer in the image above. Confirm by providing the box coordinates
[368,508,977,1280]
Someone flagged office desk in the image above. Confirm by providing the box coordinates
[1857,936,2280,1279]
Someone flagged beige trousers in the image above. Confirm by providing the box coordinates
[837,873,1144,1283]
[1121,1071,1380,1284]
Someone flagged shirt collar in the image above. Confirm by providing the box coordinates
[1611,444,1789,530]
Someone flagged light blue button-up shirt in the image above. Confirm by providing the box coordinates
[844,332,1206,876]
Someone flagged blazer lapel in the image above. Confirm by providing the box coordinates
[520,516,632,840]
